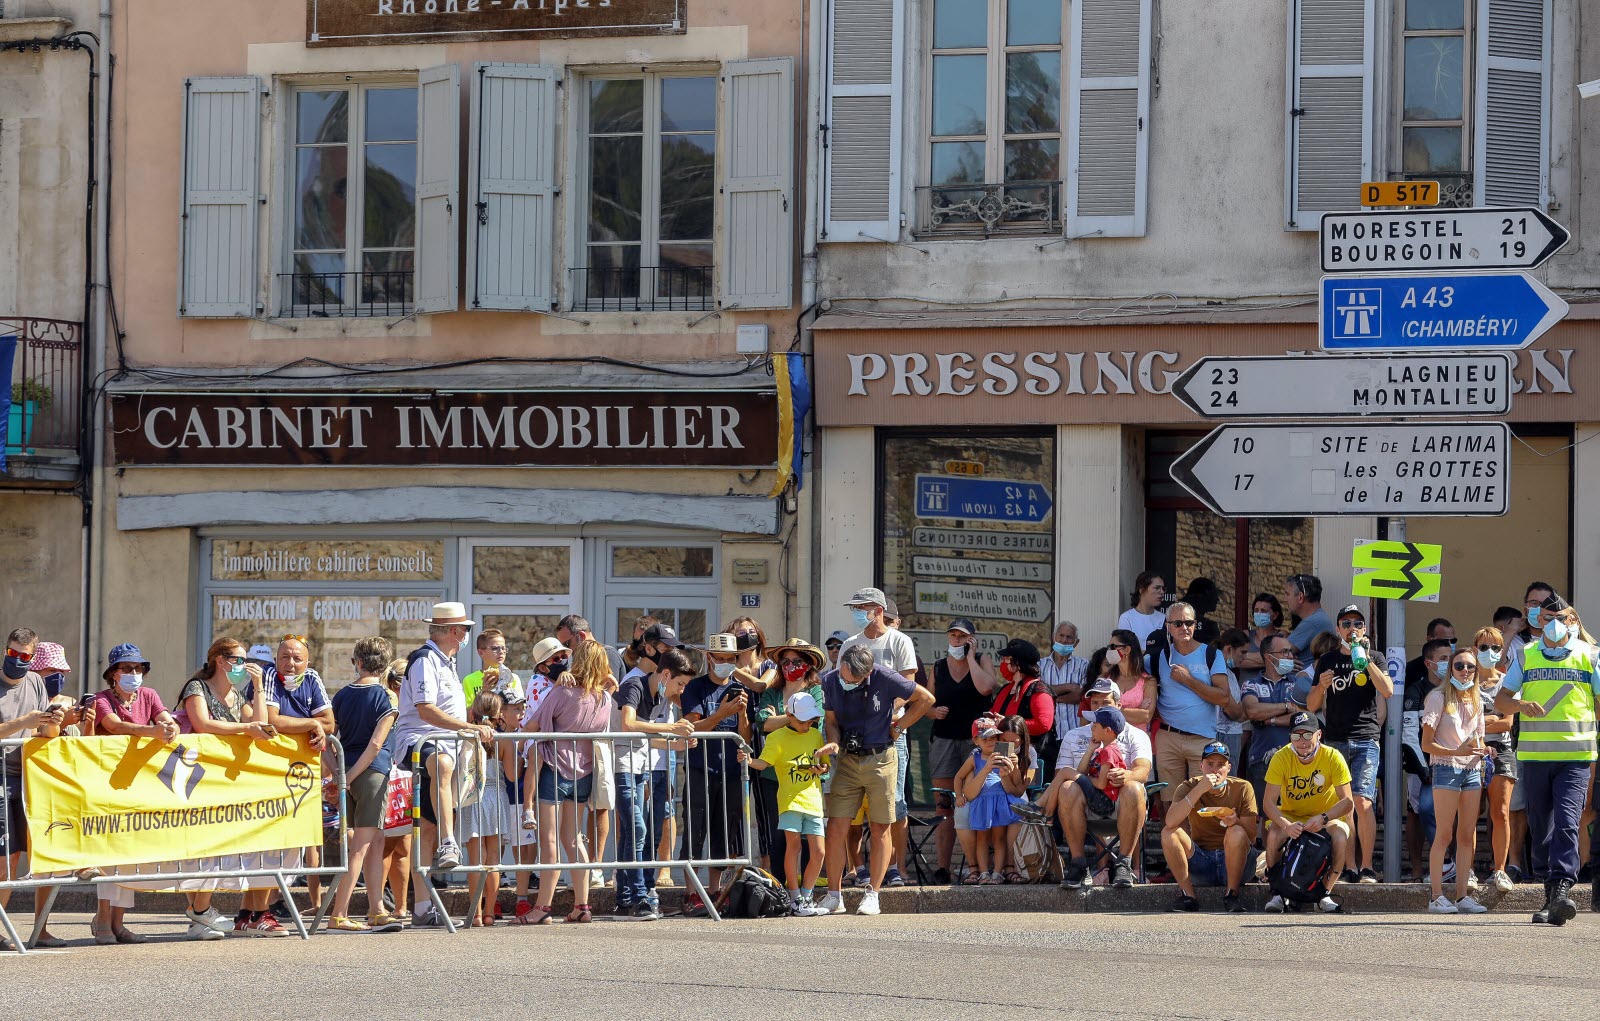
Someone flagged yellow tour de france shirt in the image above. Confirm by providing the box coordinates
[1264,743,1352,823]
[759,724,827,817]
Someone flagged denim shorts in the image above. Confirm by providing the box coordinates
[1327,739,1379,800]
[1432,763,1484,791]
[536,764,593,803]
[778,810,825,836]
[1188,845,1259,887]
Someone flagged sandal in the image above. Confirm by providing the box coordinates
[521,808,538,831]
[329,915,370,933]
[365,911,403,933]
[982,872,1003,886]
[1003,870,1025,885]
[564,903,592,924]
[518,905,553,925]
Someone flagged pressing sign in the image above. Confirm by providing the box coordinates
[1361,181,1439,207]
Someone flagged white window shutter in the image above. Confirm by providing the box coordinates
[822,0,903,243]
[1066,0,1152,238]
[1284,0,1374,230]
[415,64,461,315]
[721,58,794,310]
[179,77,261,318]
[1473,0,1551,207]
[467,63,559,312]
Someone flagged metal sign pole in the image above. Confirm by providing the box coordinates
[1382,516,1406,883]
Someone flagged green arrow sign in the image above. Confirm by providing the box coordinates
[1352,539,1444,602]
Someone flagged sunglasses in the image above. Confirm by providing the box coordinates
[1452,661,1478,672]
[114,663,149,675]
[1108,642,1130,650]
[1477,644,1502,653]
[223,655,246,666]
[1291,730,1318,740]
[6,648,33,662]
[777,657,808,667]
[1167,620,1197,630]
[281,634,308,645]
[485,645,508,653]
[1337,620,1364,629]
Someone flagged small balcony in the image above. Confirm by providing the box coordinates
[277,270,414,319]
[2,316,82,483]
[569,265,715,313]
[1401,171,1473,209]
[913,180,1062,239]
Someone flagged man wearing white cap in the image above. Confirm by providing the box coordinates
[393,602,493,918]
[839,587,917,681]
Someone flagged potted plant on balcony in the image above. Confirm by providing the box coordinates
[6,377,54,454]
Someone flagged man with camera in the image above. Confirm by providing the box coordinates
[816,644,934,916]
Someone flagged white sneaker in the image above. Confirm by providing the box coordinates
[789,893,817,917]
[186,920,225,941]
[1316,896,1340,913]
[1466,871,1481,891]
[1264,894,1286,913]
[1428,895,1459,914]
[186,906,231,934]
[815,891,846,915]
[1456,895,1489,914]
[857,889,881,915]
[1489,870,1515,893]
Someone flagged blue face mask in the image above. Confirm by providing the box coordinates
[1476,649,1501,669]
[1431,660,1448,679]
[1052,642,1075,657]
[1274,657,1295,676]
[1252,612,1272,628]
[838,678,862,692]
[43,673,65,699]
[1449,676,1475,691]
[1526,607,1542,628]
[1543,618,1570,645]
[850,608,872,630]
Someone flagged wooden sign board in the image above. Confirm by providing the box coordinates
[308,0,685,47]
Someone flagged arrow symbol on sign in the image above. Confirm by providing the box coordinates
[1365,544,1427,600]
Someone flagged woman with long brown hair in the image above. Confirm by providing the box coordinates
[523,640,612,924]
[1421,648,1489,914]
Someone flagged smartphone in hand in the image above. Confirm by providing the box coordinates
[996,741,1016,760]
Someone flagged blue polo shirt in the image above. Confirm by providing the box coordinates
[820,665,916,748]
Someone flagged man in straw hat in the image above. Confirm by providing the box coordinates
[393,602,494,924]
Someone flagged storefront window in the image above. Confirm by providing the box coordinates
[611,545,716,578]
[472,545,572,594]
[209,593,442,686]
[879,431,1056,662]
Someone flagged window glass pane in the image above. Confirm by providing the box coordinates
[1005,51,1061,133]
[1404,0,1464,30]
[588,135,644,242]
[612,546,716,578]
[659,134,715,241]
[931,140,986,185]
[365,87,418,142]
[1401,125,1463,172]
[658,244,714,299]
[210,594,441,687]
[360,251,413,306]
[292,253,346,304]
[363,143,417,248]
[472,545,571,595]
[295,146,348,250]
[660,77,716,132]
[616,607,708,647]
[590,79,645,133]
[1403,36,1464,120]
[932,54,987,136]
[933,0,987,48]
[1004,138,1059,182]
[586,245,641,300]
[1007,0,1062,45]
[879,433,1056,659]
[297,91,348,144]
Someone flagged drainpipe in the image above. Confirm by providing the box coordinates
[83,0,112,687]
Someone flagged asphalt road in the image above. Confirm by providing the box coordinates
[3,910,1596,1019]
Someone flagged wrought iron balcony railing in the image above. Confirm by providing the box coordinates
[277,270,414,318]
[2,316,82,459]
[914,180,1062,238]
[1400,171,1473,209]
[569,265,715,312]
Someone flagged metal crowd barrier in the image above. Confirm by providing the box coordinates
[0,735,350,953]
[410,730,755,931]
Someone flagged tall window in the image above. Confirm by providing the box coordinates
[289,84,418,315]
[580,75,716,311]
[1396,0,1471,205]
[924,0,1063,235]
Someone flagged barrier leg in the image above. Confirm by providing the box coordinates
[462,870,486,929]
[419,867,457,934]
[682,863,722,922]
[0,898,25,955]
[273,872,311,940]
[28,883,60,947]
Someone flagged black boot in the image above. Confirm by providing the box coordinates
[1548,878,1578,927]
[1592,872,1600,912]
[1532,879,1554,924]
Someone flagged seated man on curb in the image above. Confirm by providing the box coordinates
[1262,711,1354,914]
[1039,679,1153,889]
[1161,740,1259,914]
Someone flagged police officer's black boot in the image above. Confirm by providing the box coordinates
[1532,879,1555,924]
[1592,870,1600,912]
[1548,878,1577,926]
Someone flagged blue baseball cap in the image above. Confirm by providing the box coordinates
[1090,706,1127,736]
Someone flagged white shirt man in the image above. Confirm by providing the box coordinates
[839,587,918,679]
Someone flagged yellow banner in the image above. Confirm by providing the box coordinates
[23,734,323,874]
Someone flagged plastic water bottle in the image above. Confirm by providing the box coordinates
[1350,640,1369,670]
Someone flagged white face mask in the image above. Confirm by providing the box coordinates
[712,663,736,680]
[947,644,967,660]
[1105,649,1122,668]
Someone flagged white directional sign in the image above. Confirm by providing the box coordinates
[1321,207,1570,273]
[1168,422,1510,518]
[1172,354,1513,419]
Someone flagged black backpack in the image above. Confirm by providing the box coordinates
[717,867,792,919]
[1268,830,1334,904]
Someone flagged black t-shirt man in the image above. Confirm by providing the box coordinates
[1312,649,1382,742]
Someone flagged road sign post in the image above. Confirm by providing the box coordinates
[1167,422,1510,517]
[1321,207,1570,272]
[1383,518,1407,882]
[1320,272,1568,352]
[1171,353,1512,419]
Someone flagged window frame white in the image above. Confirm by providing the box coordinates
[566,67,721,313]
[274,73,421,318]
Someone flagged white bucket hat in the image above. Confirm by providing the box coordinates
[530,636,572,667]
[419,601,476,627]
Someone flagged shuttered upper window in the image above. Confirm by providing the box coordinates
[285,83,419,316]
[575,74,717,312]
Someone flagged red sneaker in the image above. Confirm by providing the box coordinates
[246,911,290,937]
